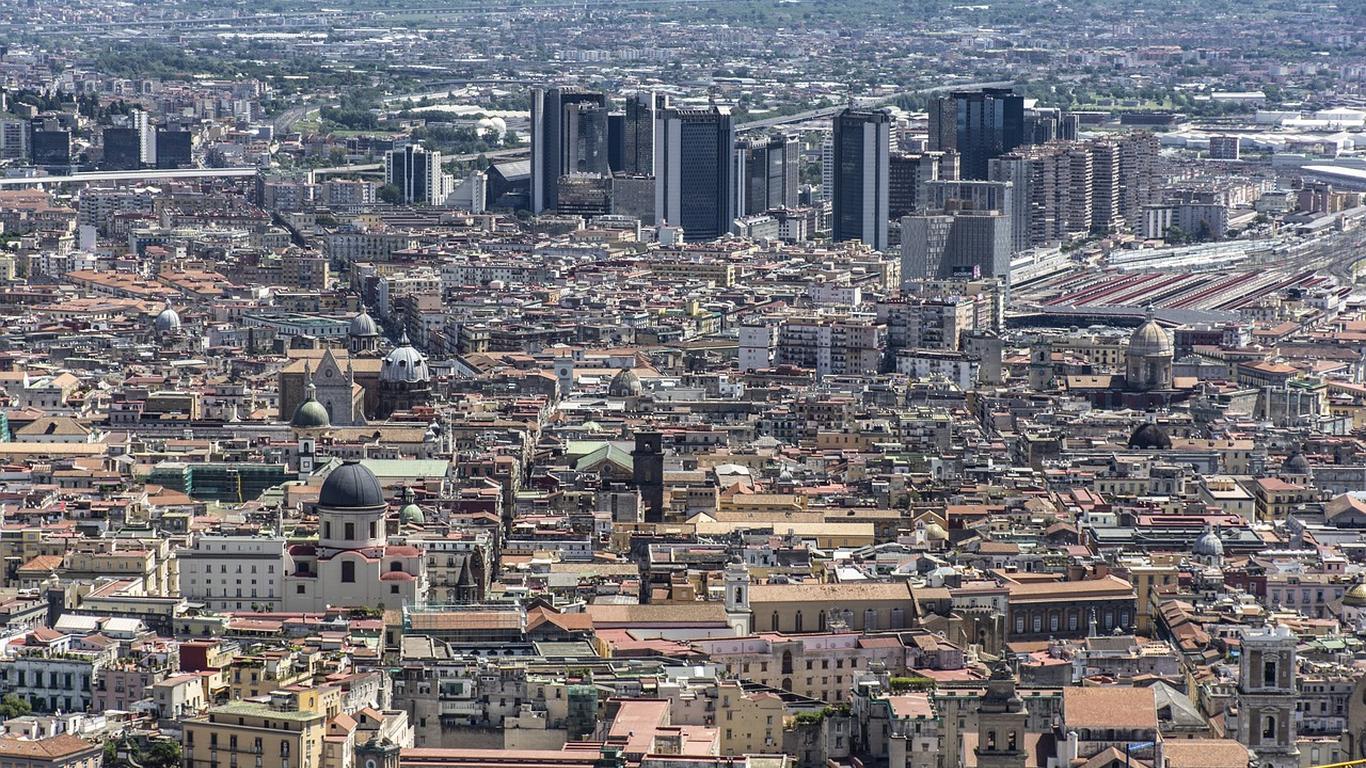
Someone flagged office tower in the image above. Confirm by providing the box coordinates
[929,88,1025,179]
[102,127,142,170]
[565,100,609,175]
[1024,107,1059,144]
[888,151,949,219]
[556,174,613,217]
[30,121,70,167]
[530,87,607,213]
[733,133,799,216]
[607,111,624,172]
[901,209,1011,282]
[655,105,734,242]
[927,97,957,153]
[1059,113,1081,141]
[155,127,193,169]
[622,91,663,175]
[831,108,890,251]
[385,144,445,205]
[925,179,1019,254]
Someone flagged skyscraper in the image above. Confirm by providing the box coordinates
[102,127,142,170]
[929,88,1025,180]
[530,87,608,213]
[385,144,445,205]
[655,105,734,242]
[901,209,1011,283]
[831,108,890,251]
[733,133,799,217]
[622,91,664,176]
[154,126,193,169]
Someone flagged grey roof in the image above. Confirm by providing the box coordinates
[491,159,530,181]
[319,461,385,508]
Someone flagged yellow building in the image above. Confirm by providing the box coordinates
[1126,564,1178,634]
[749,581,914,634]
[182,694,327,768]
[692,521,874,549]
[716,680,784,756]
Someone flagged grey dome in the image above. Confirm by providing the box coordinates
[1282,450,1311,475]
[1193,527,1224,558]
[349,309,380,338]
[1128,423,1172,450]
[380,334,430,384]
[608,368,643,397]
[1129,315,1173,358]
[319,461,384,508]
[154,307,182,333]
[291,397,330,429]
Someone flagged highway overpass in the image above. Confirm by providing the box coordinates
[0,167,260,187]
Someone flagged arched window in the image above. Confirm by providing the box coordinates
[795,611,803,633]
[1263,715,1276,739]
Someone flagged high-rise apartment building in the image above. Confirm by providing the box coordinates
[831,108,890,251]
[530,87,608,213]
[0,118,28,161]
[655,105,734,242]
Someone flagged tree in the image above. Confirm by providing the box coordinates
[0,693,30,718]
[378,184,404,205]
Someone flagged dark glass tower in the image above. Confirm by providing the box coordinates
[831,108,890,251]
[530,87,607,213]
[930,88,1024,180]
[655,105,734,242]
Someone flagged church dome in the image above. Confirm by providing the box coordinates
[319,461,384,508]
[154,306,182,333]
[349,308,380,338]
[1128,313,1173,358]
[1344,582,1366,608]
[1193,527,1224,559]
[380,333,430,384]
[1128,423,1172,450]
[925,522,949,541]
[291,396,330,430]
[1282,450,1311,475]
[608,368,643,397]
[400,503,426,525]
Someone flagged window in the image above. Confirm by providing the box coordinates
[1264,661,1277,687]
[1263,715,1276,739]
[345,522,355,540]
[341,561,355,583]
[370,522,377,539]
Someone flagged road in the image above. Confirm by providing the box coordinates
[734,80,1014,131]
